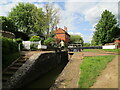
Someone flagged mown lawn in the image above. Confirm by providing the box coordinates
[78,55,115,88]
[83,49,100,52]
[83,49,120,53]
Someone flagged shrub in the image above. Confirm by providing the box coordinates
[15,38,22,43]
[2,36,20,69]
[2,36,18,54]
[30,35,41,41]
[30,43,38,50]
[44,37,55,46]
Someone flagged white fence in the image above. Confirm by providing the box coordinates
[102,45,116,49]
[22,41,47,50]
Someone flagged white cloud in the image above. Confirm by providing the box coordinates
[0,1,118,43]
[68,32,83,36]
[82,34,93,43]
[83,2,118,24]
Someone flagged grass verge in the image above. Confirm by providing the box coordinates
[78,55,115,88]
[100,49,120,53]
[83,49,100,52]
[83,49,120,53]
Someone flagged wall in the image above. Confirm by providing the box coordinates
[0,30,15,39]
[102,45,116,49]
[3,51,68,89]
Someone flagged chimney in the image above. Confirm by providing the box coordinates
[64,26,67,32]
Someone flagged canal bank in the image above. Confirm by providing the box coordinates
[2,51,68,89]
[50,52,83,89]
[24,61,68,88]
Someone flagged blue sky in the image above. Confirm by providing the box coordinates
[0,0,119,43]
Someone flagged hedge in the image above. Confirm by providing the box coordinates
[2,36,20,69]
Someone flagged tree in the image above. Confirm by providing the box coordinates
[44,37,55,46]
[8,3,45,36]
[44,3,60,38]
[83,43,91,47]
[29,35,41,41]
[70,35,83,45]
[0,16,17,32]
[93,10,118,45]
[91,36,96,46]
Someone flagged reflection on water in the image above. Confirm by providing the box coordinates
[23,61,68,89]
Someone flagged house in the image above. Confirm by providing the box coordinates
[114,37,120,49]
[54,26,70,44]
[103,37,120,49]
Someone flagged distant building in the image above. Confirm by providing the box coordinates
[54,26,70,44]
[114,37,120,49]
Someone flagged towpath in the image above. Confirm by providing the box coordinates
[50,50,119,89]
[91,55,119,88]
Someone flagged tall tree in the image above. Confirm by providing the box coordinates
[8,3,45,36]
[93,10,118,45]
[44,3,60,38]
[70,35,84,45]
[0,16,17,32]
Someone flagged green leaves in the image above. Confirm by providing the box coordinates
[29,35,41,41]
[44,37,55,46]
[8,3,45,36]
[0,16,17,32]
[93,10,118,45]
[70,35,83,44]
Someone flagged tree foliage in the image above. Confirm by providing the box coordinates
[8,3,45,36]
[83,43,91,47]
[0,16,17,32]
[29,35,41,41]
[70,35,83,45]
[44,37,55,46]
[44,3,60,38]
[93,10,118,45]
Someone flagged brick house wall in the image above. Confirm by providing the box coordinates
[114,40,120,48]
[54,27,70,44]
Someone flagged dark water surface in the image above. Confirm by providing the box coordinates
[23,61,68,89]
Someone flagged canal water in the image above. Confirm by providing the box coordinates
[23,61,68,89]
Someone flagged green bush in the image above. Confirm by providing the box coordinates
[2,36,20,69]
[2,36,18,54]
[44,37,55,46]
[15,38,22,43]
[30,43,38,50]
[29,35,41,41]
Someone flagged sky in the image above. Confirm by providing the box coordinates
[0,0,119,43]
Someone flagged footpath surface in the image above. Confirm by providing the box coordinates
[91,55,119,88]
[50,52,83,88]
[50,50,119,89]
[83,51,119,88]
